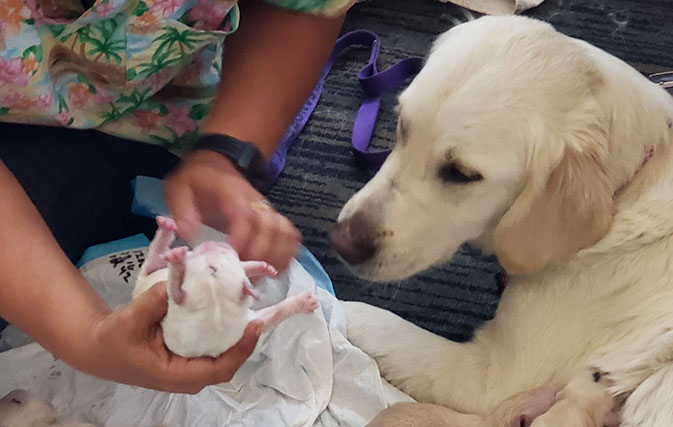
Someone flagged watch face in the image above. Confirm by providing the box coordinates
[236,143,257,170]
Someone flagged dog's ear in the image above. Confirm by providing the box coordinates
[494,105,614,275]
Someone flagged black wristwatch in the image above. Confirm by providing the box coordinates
[191,134,268,185]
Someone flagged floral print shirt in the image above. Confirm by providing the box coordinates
[0,0,352,150]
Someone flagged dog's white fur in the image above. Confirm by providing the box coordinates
[336,15,673,425]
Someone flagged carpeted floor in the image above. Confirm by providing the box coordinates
[266,0,673,342]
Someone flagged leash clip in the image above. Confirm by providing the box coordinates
[649,71,673,92]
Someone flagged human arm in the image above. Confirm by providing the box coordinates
[0,159,260,393]
[165,0,347,270]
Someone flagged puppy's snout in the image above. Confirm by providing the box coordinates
[329,213,379,265]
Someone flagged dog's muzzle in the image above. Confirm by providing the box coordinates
[329,212,379,265]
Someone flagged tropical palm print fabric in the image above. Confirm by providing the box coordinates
[0,0,351,149]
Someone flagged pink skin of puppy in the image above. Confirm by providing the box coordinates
[367,368,620,427]
[0,389,96,427]
[133,216,319,358]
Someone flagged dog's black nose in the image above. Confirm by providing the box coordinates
[329,215,378,265]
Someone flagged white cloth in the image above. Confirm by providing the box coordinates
[441,0,545,15]
[0,244,412,426]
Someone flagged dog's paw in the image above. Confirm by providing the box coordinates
[343,302,428,371]
[343,302,487,408]
[343,301,391,357]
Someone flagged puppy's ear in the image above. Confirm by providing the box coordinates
[494,104,613,275]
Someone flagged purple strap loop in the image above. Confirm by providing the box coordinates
[359,56,425,97]
[264,30,423,190]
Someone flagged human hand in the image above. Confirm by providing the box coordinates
[83,282,261,393]
[164,150,301,271]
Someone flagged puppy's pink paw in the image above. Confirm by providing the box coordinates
[161,246,189,264]
[296,291,319,314]
[242,261,279,280]
[258,263,278,277]
[156,216,177,232]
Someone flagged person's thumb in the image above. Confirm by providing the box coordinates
[164,180,200,241]
[213,319,262,382]
[130,282,169,326]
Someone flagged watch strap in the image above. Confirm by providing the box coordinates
[191,134,268,184]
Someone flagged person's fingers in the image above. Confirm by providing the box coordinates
[164,179,200,241]
[128,282,169,327]
[245,212,278,264]
[168,319,263,389]
[227,204,256,257]
[261,214,301,271]
[272,242,298,272]
[277,215,302,269]
[212,319,263,382]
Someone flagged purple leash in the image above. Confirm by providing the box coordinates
[265,30,423,189]
[268,35,673,189]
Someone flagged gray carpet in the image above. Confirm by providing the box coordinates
[266,0,673,342]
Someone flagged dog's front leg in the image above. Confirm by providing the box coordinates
[344,301,491,413]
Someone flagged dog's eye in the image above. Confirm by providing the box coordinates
[438,163,483,184]
[593,371,602,382]
[209,265,217,277]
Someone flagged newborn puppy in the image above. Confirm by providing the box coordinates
[368,368,620,427]
[133,216,319,358]
[0,389,96,427]
[531,368,620,427]
[367,385,559,427]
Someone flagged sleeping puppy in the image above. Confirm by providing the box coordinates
[367,369,619,427]
[367,385,559,427]
[0,389,96,427]
[133,216,319,358]
[530,368,620,427]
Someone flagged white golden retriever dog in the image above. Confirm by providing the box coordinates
[329,15,673,426]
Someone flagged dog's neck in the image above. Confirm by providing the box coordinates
[584,138,673,256]
[579,67,673,256]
